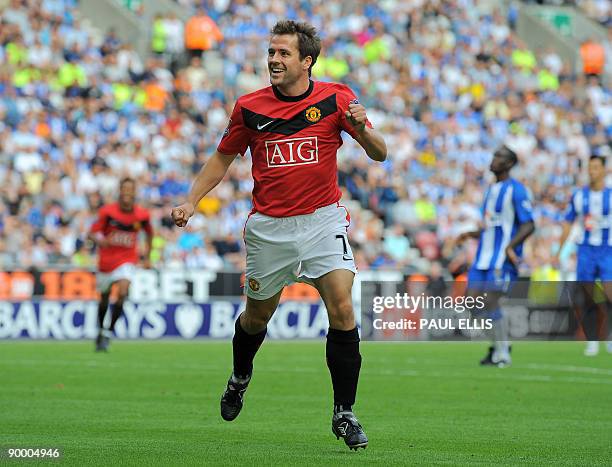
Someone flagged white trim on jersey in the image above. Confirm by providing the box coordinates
[494,186,515,270]
[475,184,500,270]
[589,191,603,246]
[572,188,612,247]
[574,189,584,245]
[476,183,516,270]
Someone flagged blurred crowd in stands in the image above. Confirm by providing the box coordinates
[0,0,610,282]
[576,1,610,26]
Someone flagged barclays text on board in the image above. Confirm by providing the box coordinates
[0,301,330,340]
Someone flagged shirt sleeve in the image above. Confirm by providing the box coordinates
[217,100,251,156]
[563,191,577,223]
[90,206,108,234]
[337,85,373,140]
[513,183,534,224]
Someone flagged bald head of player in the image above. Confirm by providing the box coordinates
[490,145,518,181]
[118,177,136,212]
[267,20,321,96]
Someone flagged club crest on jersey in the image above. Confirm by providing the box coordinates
[248,277,260,292]
[305,106,321,123]
[265,136,319,168]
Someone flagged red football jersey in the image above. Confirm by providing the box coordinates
[90,203,153,273]
[217,80,372,217]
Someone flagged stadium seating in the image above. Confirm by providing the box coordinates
[0,0,610,278]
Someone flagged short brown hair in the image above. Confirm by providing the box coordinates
[270,20,321,76]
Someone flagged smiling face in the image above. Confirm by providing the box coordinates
[267,34,311,89]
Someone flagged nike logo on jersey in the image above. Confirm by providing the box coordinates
[257,120,273,130]
[108,218,140,231]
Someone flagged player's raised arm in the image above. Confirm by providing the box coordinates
[171,150,237,227]
[345,103,387,162]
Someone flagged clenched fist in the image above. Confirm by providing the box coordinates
[345,103,367,132]
[171,202,195,227]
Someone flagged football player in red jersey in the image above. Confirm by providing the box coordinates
[89,177,153,352]
[172,20,386,450]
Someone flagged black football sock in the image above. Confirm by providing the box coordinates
[97,299,109,330]
[326,327,361,413]
[232,315,267,380]
[109,302,124,332]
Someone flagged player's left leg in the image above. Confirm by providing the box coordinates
[576,247,601,355]
[109,279,130,333]
[100,263,137,350]
[313,269,368,450]
[98,278,131,352]
[468,287,510,366]
[596,253,612,353]
[487,291,511,366]
[467,268,511,367]
[576,282,602,356]
[601,282,612,354]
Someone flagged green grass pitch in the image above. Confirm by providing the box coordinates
[1,341,612,465]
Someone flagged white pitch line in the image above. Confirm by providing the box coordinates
[6,358,612,386]
[522,363,612,376]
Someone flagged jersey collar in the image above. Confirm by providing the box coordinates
[272,80,314,102]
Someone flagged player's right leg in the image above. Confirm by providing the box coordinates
[467,286,509,366]
[220,291,282,421]
[95,269,114,352]
[595,254,612,354]
[95,289,111,352]
[467,267,511,367]
[100,263,136,351]
[576,248,602,356]
[221,212,297,421]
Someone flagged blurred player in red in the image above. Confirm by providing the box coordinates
[172,20,386,450]
[89,177,153,352]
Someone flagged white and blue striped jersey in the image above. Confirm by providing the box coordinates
[474,178,534,270]
[564,187,612,247]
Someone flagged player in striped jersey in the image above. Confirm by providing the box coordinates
[556,155,612,356]
[457,146,535,367]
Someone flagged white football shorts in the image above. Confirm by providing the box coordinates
[96,262,137,293]
[244,202,356,300]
